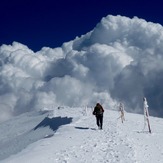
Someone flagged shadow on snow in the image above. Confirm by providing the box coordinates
[75,126,89,130]
[34,116,72,131]
[0,115,72,161]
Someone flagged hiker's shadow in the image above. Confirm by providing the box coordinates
[75,127,96,130]
[75,127,89,130]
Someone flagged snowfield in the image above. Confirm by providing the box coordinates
[0,107,163,163]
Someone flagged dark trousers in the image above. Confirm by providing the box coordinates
[96,115,103,129]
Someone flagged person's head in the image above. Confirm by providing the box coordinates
[96,103,100,106]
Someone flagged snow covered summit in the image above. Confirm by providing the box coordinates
[0,107,163,163]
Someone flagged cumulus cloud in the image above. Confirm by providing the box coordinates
[1,15,163,122]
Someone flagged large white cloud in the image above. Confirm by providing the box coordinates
[1,15,163,122]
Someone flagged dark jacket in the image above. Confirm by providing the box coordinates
[93,103,104,116]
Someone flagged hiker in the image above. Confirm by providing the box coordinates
[118,102,125,123]
[92,103,104,129]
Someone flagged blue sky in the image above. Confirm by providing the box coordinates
[0,0,162,52]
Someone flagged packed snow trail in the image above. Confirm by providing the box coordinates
[51,110,136,163]
[1,107,163,163]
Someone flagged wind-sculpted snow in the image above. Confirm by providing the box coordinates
[1,15,163,121]
[0,110,72,161]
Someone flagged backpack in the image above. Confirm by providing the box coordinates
[93,106,103,115]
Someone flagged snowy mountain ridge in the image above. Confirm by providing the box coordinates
[0,107,163,163]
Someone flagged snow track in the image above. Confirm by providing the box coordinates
[52,110,137,163]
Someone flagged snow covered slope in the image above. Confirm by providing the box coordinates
[0,107,163,163]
